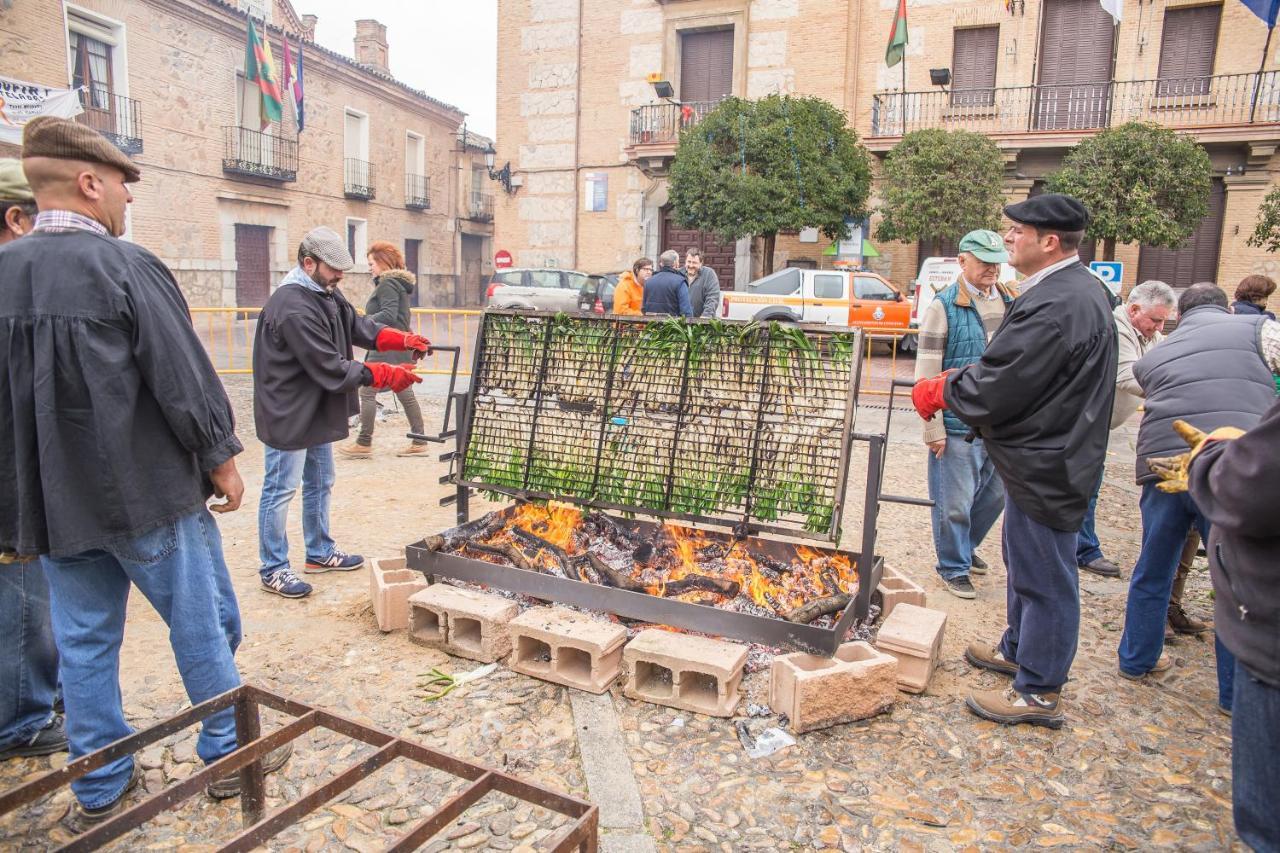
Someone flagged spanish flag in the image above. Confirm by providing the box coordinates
[245,19,283,130]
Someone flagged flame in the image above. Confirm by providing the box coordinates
[507,502,583,553]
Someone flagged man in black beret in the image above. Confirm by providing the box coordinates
[913,193,1118,728]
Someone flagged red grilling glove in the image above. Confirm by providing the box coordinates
[375,327,433,358]
[912,370,953,422]
[365,362,423,393]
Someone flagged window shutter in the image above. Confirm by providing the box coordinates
[680,29,734,104]
[1157,5,1221,95]
[952,27,998,106]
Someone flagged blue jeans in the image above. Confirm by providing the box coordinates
[1075,477,1104,565]
[0,562,59,748]
[1218,634,1236,712]
[259,443,336,579]
[998,496,1080,695]
[40,508,242,808]
[1233,660,1280,852]
[926,436,1005,581]
[1118,485,1210,676]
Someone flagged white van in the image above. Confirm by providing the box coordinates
[903,257,1019,354]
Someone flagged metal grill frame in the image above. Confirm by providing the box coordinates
[0,685,597,853]
[457,310,865,543]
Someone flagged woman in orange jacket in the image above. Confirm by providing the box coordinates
[613,257,653,316]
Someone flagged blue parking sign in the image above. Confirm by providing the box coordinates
[1089,261,1123,297]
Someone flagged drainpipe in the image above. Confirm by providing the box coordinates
[572,0,584,269]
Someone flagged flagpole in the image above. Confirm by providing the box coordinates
[1250,23,1275,123]
[901,53,907,135]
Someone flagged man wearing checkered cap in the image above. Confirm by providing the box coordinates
[252,226,432,599]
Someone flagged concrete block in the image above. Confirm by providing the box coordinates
[508,607,627,694]
[877,564,926,620]
[368,556,429,632]
[622,629,748,717]
[408,584,519,663]
[875,603,948,694]
[770,642,898,733]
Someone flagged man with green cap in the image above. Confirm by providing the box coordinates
[913,229,1016,599]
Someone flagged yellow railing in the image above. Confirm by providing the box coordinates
[189,307,917,398]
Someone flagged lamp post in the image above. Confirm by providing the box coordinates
[485,143,516,195]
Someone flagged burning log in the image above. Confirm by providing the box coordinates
[462,541,536,573]
[784,593,851,624]
[422,513,505,552]
[586,511,642,548]
[663,574,741,598]
[582,552,648,593]
[511,527,579,579]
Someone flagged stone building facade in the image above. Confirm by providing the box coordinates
[1,0,491,308]
[495,0,1280,302]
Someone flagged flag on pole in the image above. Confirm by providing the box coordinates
[291,39,305,132]
[1241,0,1280,26]
[281,36,292,97]
[885,0,909,67]
[1099,0,1122,22]
[244,18,283,130]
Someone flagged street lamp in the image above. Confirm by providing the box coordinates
[485,143,516,195]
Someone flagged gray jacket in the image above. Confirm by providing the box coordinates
[1132,305,1274,485]
[687,266,721,319]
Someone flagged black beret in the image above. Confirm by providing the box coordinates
[1003,193,1089,231]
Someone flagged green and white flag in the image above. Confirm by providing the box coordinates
[885,0,909,67]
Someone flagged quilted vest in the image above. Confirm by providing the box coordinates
[938,280,1012,436]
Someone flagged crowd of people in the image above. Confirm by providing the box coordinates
[0,116,1276,849]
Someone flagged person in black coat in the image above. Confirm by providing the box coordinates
[641,250,693,317]
[1231,274,1277,320]
[913,194,1117,729]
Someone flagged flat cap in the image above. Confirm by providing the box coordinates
[300,226,355,271]
[1003,193,1089,232]
[21,116,141,183]
[0,159,34,204]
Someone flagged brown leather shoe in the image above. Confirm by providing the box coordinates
[1079,557,1122,578]
[338,442,372,459]
[206,742,293,800]
[964,642,1018,677]
[395,443,430,457]
[965,687,1065,729]
[64,761,143,834]
[1119,652,1173,681]
[1167,603,1211,635]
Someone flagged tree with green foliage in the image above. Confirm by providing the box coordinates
[668,94,872,276]
[1046,122,1211,261]
[1246,184,1280,253]
[874,129,1006,259]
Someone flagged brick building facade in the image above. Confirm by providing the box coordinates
[495,0,1280,303]
[1,0,493,308]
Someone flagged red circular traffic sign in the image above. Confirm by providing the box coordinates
[494,250,513,269]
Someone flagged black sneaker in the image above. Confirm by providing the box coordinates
[206,742,294,800]
[970,554,989,575]
[64,761,142,834]
[0,714,68,760]
[944,575,976,599]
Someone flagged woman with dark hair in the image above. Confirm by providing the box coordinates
[339,241,429,458]
[1232,274,1277,320]
[613,257,652,316]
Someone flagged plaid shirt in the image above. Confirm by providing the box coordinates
[32,210,110,237]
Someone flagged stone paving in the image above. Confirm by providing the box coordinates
[0,377,1238,851]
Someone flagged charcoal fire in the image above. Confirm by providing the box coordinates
[422,503,859,625]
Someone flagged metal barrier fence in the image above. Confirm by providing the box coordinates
[189,307,917,395]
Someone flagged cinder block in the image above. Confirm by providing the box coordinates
[508,607,627,694]
[369,557,429,632]
[622,629,748,717]
[874,603,948,694]
[769,641,898,733]
[408,584,519,663]
[877,564,926,620]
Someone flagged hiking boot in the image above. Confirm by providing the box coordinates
[943,575,976,599]
[966,687,1065,729]
[261,568,313,599]
[304,549,364,574]
[337,442,372,460]
[0,714,68,760]
[969,554,989,575]
[1168,602,1210,635]
[395,443,430,458]
[965,642,1018,677]
[206,742,294,800]
[63,761,142,834]
[1079,557,1121,578]
[1119,652,1173,681]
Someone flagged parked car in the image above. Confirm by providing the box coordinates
[721,267,912,339]
[577,273,620,313]
[905,256,1019,354]
[485,268,593,312]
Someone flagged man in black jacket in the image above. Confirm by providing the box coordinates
[913,194,1117,728]
[641,250,693,317]
[253,227,430,599]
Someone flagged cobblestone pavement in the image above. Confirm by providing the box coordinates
[0,377,1236,851]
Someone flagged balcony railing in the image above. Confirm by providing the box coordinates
[75,89,142,155]
[344,158,376,199]
[870,72,1280,137]
[406,173,430,209]
[469,191,494,221]
[222,126,298,182]
[628,100,722,147]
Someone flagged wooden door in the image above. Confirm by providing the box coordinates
[404,238,422,306]
[679,29,733,106]
[1138,178,1226,289]
[662,209,736,290]
[461,235,484,307]
[234,224,271,306]
[1035,0,1115,130]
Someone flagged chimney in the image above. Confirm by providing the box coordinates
[353,19,389,74]
[300,14,317,42]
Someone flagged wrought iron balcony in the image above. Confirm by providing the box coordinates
[405,173,430,209]
[627,100,722,147]
[75,89,142,155]
[870,72,1280,138]
[469,191,494,222]
[344,158,376,200]
[222,126,298,182]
